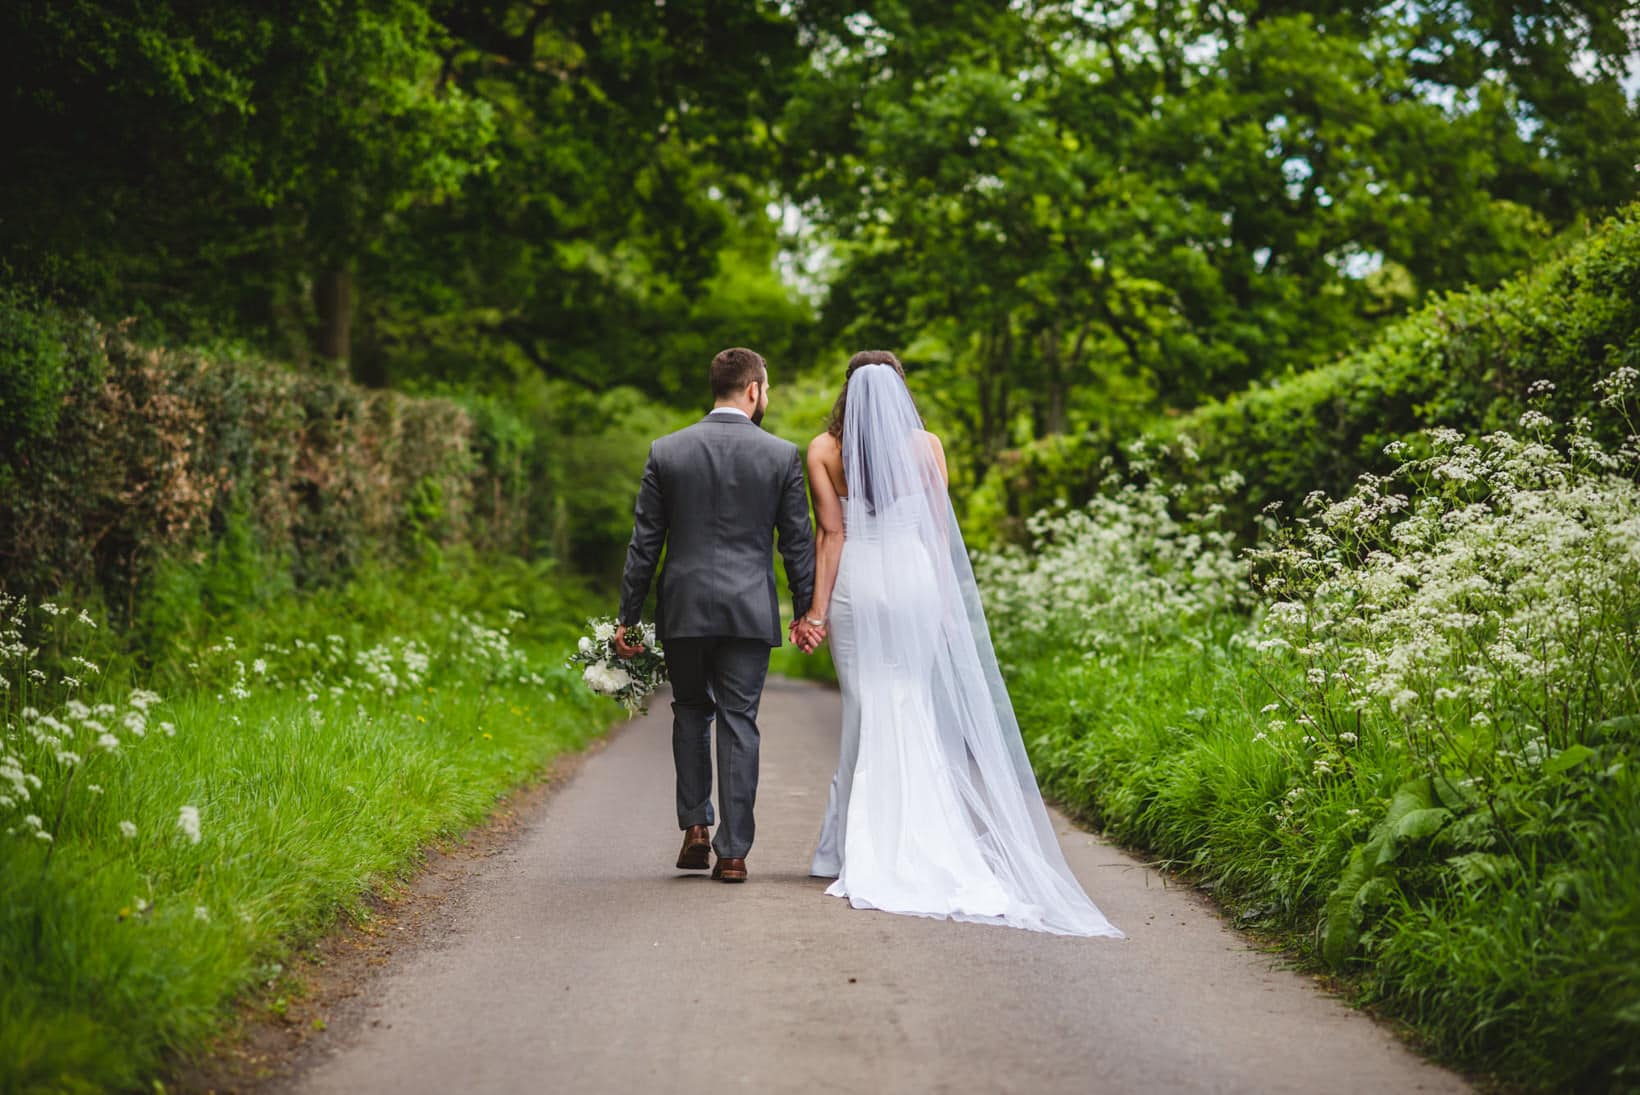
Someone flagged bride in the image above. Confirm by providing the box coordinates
[795,352,1123,938]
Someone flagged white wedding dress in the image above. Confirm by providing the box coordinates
[809,366,1123,938]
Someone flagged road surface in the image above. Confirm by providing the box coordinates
[290,679,1467,1095]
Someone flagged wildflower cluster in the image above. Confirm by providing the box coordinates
[567,618,667,716]
[975,440,1252,656]
[0,596,193,847]
[4,592,563,858]
[1247,413,1640,787]
[187,608,550,712]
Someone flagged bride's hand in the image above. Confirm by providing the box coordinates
[790,618,826,653]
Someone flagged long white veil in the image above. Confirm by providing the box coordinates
[839,364,1122,938]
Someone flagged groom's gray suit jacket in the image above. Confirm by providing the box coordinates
[619,412,815,645]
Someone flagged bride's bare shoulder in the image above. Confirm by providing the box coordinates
[807,432,841,460]
[916,429,949,482]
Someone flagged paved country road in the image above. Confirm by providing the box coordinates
[288,679,1468,1095]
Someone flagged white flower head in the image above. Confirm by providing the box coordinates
[177,805,202,845]
[119,820,138,839]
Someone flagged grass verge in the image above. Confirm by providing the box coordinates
[0,551,618,1092]
[981,412,1640,1091]
[1004,617,1638,1092]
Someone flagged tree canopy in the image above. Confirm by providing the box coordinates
[4,0,1636,470]
[782,0,1639,466]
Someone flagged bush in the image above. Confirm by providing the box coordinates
[972,202,1640,544]
[0,299,540,622]
[0,287,103,464]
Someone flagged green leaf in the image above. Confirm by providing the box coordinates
[1447,851,1517,887]
[1394,807,1453,843]
[1321,845,1374,968]
[1383,778,1437,826]
[1361,777,1441,865]
[1542,744,1596,777]
[1430,775,1474,811]
[1596,715,1640,740]
[1351,877,1393,919]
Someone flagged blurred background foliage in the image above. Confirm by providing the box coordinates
[2,0,1637,613]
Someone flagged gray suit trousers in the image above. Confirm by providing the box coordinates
[665,636,769,859]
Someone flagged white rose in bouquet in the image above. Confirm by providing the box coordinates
[567,617,667,716]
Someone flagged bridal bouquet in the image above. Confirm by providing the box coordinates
[567,617,667,716]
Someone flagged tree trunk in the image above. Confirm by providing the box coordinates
[1041,327,1068,436]
[313,267,354,374]
[972,319,1017,482]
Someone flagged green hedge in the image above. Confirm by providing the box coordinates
[970,202,1640,543]
[0,292,538,615]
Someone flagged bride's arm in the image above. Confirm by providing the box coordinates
[920,430,954,542]
[805,434,846,628]
[925,431,949,487]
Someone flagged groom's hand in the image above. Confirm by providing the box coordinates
[613,624,644,659]
[790,618,826,654]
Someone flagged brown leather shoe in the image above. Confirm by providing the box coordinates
[676,825,711,870]
[711,856,748,883]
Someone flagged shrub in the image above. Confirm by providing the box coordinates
[972,202,1640,544]
[0,301,539,624]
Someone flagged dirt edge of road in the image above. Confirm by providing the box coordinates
[168,722,630,1094]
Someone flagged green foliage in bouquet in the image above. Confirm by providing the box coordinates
[567,618,668,718]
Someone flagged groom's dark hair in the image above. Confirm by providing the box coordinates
[710,347,767,399]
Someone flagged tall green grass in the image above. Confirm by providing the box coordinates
[0,551,617,1092]
[1007,640,1639,1090]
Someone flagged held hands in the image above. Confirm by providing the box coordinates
[613,624,644,660]
[790,615,827,654]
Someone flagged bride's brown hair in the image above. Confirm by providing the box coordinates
[828,350,911,440]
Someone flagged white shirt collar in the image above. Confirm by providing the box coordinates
[708,406,751,419]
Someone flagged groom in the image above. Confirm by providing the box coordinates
[614,347,816,883]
